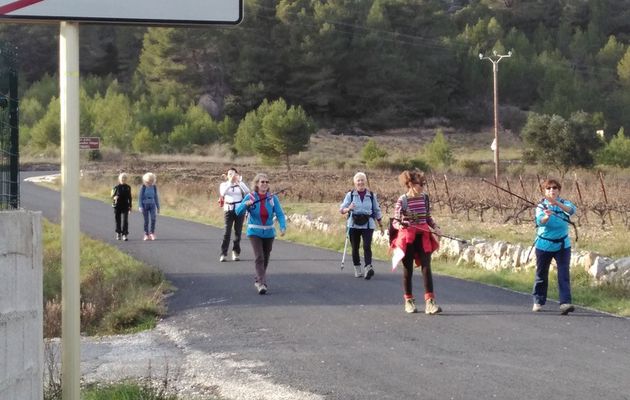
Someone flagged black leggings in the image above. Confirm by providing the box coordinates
[349,228,374,266]
[402,233,434,298]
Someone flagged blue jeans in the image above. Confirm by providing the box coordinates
[533,247,572,305]
[142,204,157,234]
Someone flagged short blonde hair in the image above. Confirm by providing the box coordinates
[142,172,156,185]
[118,173,128,183]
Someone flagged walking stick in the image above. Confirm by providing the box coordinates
[340,212,351,270]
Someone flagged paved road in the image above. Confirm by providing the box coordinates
[21,173,630,400]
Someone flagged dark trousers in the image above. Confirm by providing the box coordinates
[402,234,434,299]
[249,236,274,285]
[114,209,129,235]
[349,228,374,266]
[533,247,572,305]
[221,210,245,256]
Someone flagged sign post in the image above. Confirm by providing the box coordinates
[2,2,242,399]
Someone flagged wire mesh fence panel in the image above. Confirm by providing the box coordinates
[0,43,19,210]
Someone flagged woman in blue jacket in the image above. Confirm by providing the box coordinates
[339,172,383,279]
[236,173,286,295]
[139,172,160,241]
[532,178,577,315]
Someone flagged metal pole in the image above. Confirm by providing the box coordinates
[60,21,81,400]
[9,58,18,208]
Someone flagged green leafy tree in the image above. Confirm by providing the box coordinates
[235,98,315,169]
[361,139,388,163]
[424,129,454,169]
[29,97,60,149]
[90,81,135,151]
[132,127,161,154]
[522,111,603,175]
[596,127,630,167]
[168,104,219,152]
[259,98,316,170]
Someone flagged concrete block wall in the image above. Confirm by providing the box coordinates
[0,211,43,400]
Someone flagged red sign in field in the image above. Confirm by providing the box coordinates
[79,137,100,150]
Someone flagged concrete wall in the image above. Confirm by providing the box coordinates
[0,210,43,400]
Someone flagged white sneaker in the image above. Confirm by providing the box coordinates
[122,235,128,241]
[364,264,374,280]
[404,298,417,313]
[255,282,267,295]
[116,233,121,240]
[532,304,543,312]
[353,265,363,278]
[559,303,575,315]
[232,251,240,261]
[219,255,227,262]
[425,299,442,315]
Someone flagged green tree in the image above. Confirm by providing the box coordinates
[235,98,316,169]
[596,127,630,167]
[522,111,603,175]
[90,81,135,151]
[424,129,454,169]
[29,97,60,149]
[132,127,161,154]
[361,139,388,163]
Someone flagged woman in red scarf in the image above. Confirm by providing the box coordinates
[391,170,442,314]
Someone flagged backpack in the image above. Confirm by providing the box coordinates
[218,184,245,208]
[111,185,118,207]
[388,193,429,245]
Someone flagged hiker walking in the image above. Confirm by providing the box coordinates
[111,172,132,241]
[236,173,286,295]
[219,167,250,262]
[339,172,383,279]
[390,170,442,314]
[532,178,577,315]
[139,172,160,241]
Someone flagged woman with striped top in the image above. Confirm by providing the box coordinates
[391,170,442,315]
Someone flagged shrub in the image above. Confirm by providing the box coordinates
[362,139,388,163]
[596,128,630,167]
[424,129,454,168]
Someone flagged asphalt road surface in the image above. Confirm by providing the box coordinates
[21,172,630,400]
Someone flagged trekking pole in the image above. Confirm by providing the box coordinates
[340,212,351,270]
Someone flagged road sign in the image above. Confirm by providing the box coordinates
[79,136,99,150]
[0,0,243,25]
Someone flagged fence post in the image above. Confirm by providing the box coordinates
[597,171,613,226]
[443,174,454,214]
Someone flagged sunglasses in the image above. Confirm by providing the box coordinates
[546,186,558,190]
[259,180,269,184]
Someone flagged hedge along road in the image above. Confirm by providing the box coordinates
[21,172,630,400]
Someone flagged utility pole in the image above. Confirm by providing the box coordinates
[479,50,512,182]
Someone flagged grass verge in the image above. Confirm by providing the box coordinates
[42,219,170,337]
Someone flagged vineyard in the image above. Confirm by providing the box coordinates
[85,160,630,232]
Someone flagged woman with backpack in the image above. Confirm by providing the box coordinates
[339,172,384,280]
[138,172,160,241]
[236,173,286,295]
[391,170,442,315]
[218,167,250,262]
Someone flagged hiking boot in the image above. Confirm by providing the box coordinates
[532,303,543,312]
[219,254,227,262]
[353,265,363,278]
[364,264,374,280]
[559,303,575,315]
[232,251,240,261]
[149,233,156,241]
[425,299,442,315]
[143,234,149,241]
[122,235,128,241]
[404,298,417,313]
[116,233,121,240]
